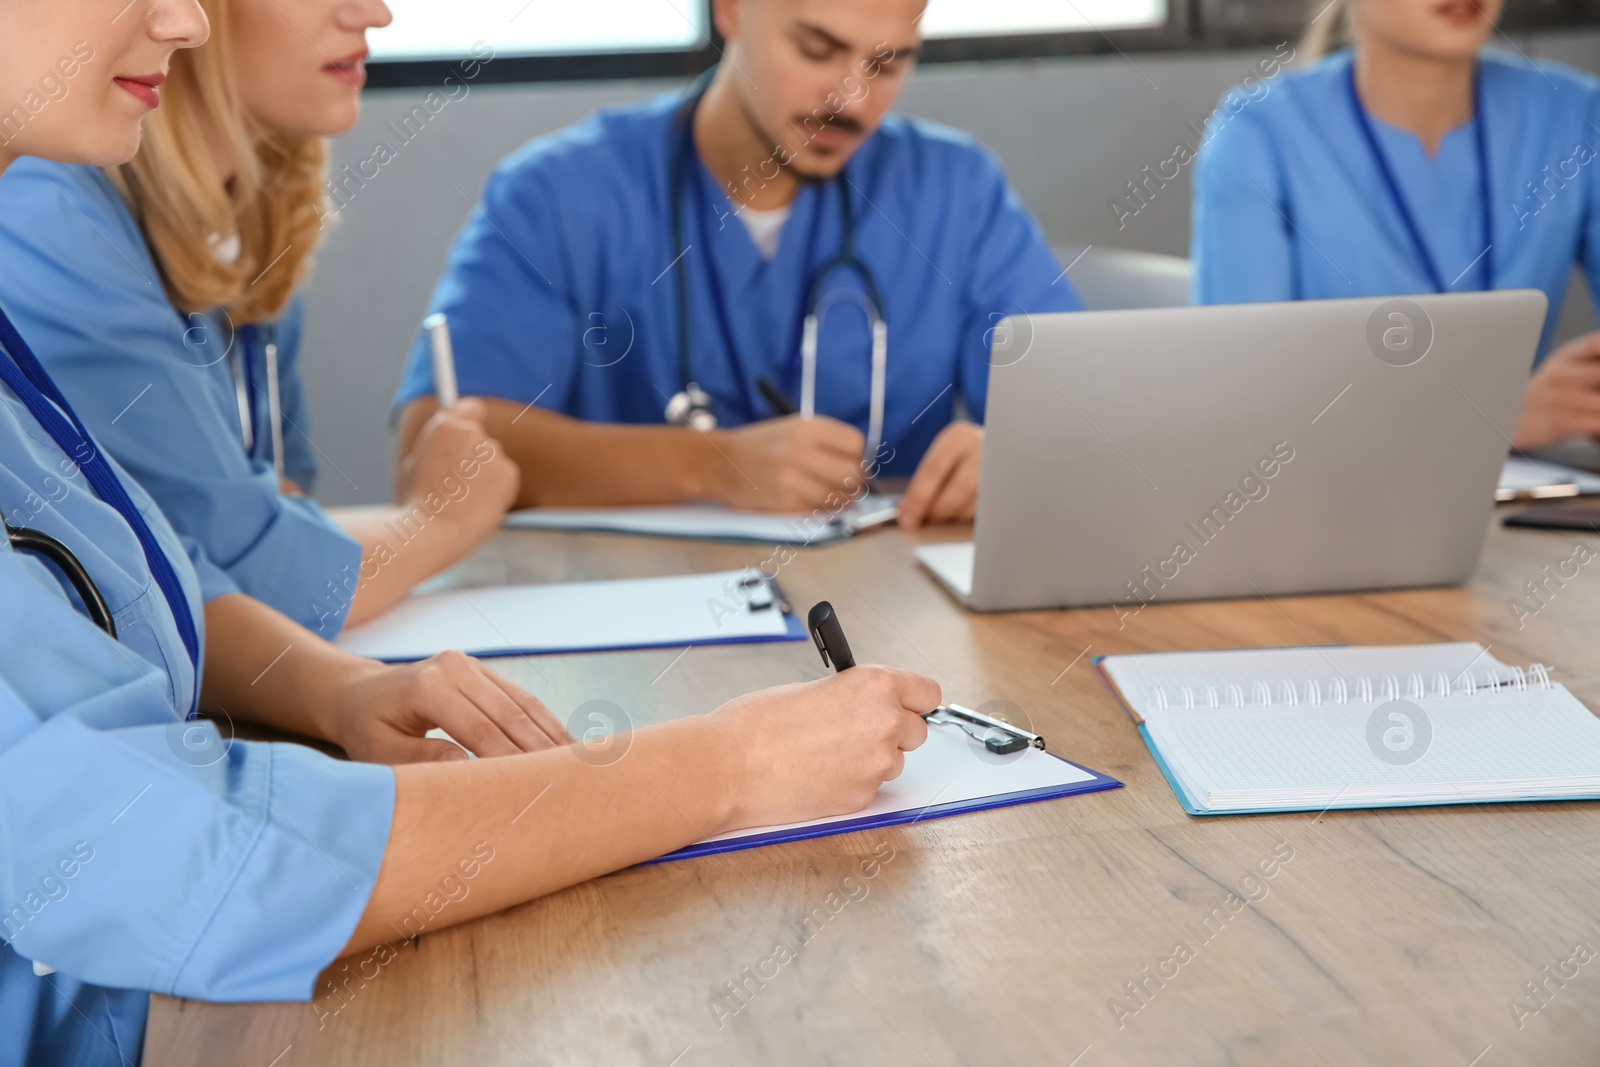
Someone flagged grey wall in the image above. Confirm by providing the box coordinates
[302,29,1600,505]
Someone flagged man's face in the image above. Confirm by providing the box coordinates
[717,0,923,180]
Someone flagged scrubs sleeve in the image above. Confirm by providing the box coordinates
[181,533,238,607]
[273,294,321,494]
[956,146,1081,423]
[1190,107,1296,305]
[394,160,575,413]
[0,163,361,633]
[0,558,394,1003]
[1579,91,1600,318]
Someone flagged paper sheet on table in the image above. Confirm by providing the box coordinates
[503,496,900,545]
[336,569,801,662]
[1499,456,1600,499]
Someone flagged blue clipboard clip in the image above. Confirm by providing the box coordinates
[924,703,1046,756]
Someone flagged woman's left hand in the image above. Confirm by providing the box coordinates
[327,651,573,764]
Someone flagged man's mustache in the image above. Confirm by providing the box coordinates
[793,112,866,137]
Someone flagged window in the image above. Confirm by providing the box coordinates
[364,0,1598,84]
[369,0,710,62]
[920,0,1167,39]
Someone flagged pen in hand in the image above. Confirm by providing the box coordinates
[808,600,855,671]
[808,600,1042,753]
[759,376,798,418]
[424,312,460,408]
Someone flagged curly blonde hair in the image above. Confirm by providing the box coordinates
[108,0,327,323]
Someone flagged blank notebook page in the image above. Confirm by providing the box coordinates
[1159,695,1600,793]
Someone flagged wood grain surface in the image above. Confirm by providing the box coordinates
[145,519,1600,1066]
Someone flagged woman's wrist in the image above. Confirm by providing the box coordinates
[303,652,389,750]
[425,493,499,549]
[685,708,754,835]
[342,503,485,624]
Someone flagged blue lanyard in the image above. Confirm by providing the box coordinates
[0,302,201,707]
[1346,62,1494,293]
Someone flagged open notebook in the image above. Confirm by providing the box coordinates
[1098,643,1600,815]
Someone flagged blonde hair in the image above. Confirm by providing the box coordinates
[108,0,327,323]
[1300,0,1352,62]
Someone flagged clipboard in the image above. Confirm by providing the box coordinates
[503,496,902,546]
[336,569,803,662]
[653,725,1121,862]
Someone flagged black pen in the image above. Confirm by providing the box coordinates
[758,376,798,418]
[809,599,1043,751]
[808,600,855,671]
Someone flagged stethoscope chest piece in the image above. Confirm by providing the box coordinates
[664,381,718,431]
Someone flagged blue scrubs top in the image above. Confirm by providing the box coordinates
[394,90,1079,475]
[0,161,363,635]
[1191,49,1600,360]
[0,313,393,1064]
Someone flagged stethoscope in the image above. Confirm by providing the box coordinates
[233,322,286,479]
[1345,61,1495,293]
[664,71,890,460]
[3,519,116,636]
[3,318,278,640]
[0,302,200,705]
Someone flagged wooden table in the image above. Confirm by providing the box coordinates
[146,519,1600,1066]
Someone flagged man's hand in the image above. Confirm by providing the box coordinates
[710,415,867,512]
[326,651,573,765]
[1515,331,1600,450]
[899,422,982,529]
[396,397,520,538]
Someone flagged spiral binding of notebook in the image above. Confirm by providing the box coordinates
[1143,663,1554,714]
[1096,643,1600,815]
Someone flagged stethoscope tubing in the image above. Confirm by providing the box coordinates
[4,520,117,637]
[667,71,888,441]
[0,305,199,700]
[235,323,286,479]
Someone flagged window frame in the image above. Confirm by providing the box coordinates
[364,0,1600,89]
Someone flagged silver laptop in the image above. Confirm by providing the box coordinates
[917,291,1548,613]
